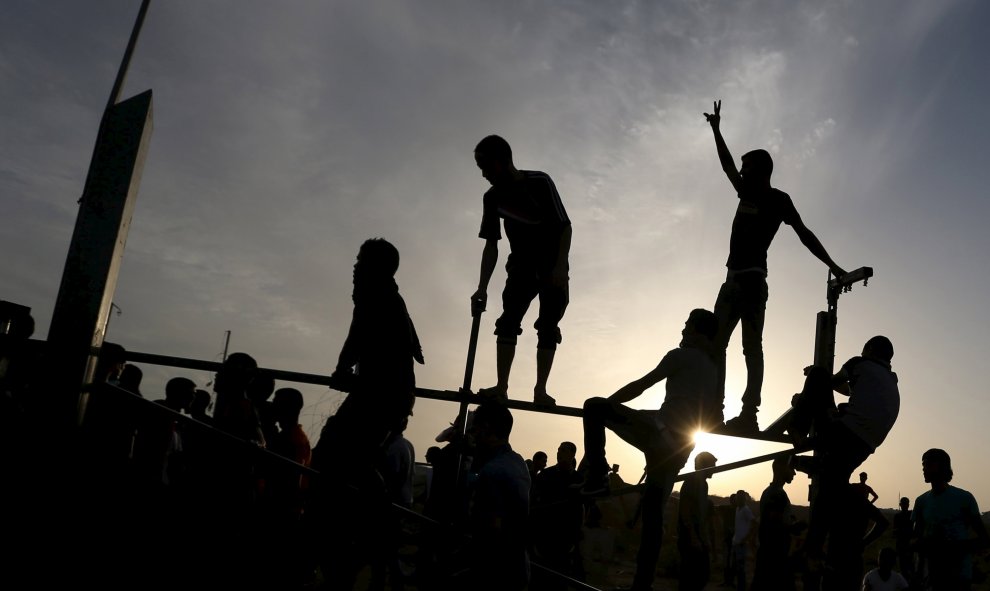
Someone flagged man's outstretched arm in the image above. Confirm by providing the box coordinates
[790,216,847,278]
[608,355,675,404]
[471,238,498,315]
[704,100,743,193]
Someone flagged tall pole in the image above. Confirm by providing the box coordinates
[47,0,155,429]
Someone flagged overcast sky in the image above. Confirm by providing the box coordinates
[3,0,989,507]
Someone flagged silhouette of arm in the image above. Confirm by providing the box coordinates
[608,353,676,404]
[552,224,571,287]
[867,486,879,504]
[704,100,743,193]
[471,239,499,314]
[969,511,990,552]
[790,215,847,278]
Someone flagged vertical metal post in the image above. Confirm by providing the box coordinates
[47,90,154,428]
[453,312,483,493]
[45,1,154,431]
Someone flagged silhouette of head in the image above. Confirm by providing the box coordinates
[96,342,127,383]
[272,387,304,427]
[119,364,143,393]
[922,448,952,484]
[355,238,400,284]
[611,463,620,474]
[694,452,717,479]
[878,547,897,571]
[863,336,893,364]
[899,496,910,511]
[532,451,548,472]
[773,456,795,484]
[474,135,514,186]
[685,308,718,341]
[215,352,257,395]
[247,370,276,403]
[735,490,749,506]
[557,441,578,468]
[740,149,773,186]
[426,446,442,465]
[191,389,212,416]
[471,401,513,451]
[165,377,197,411]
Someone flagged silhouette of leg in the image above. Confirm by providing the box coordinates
[738,274,768,411]
[713,279,742,408]
[534,348,556,405]
[534,276,566,404]
[632,459,682,590]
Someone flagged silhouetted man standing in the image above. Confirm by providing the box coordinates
[913,448,989,591]
[704,100,847,433]
[678,451,718,591]
[751,457,804,591]
[469,402,532,591]
[310,238,424,590]
[472,135,571,406]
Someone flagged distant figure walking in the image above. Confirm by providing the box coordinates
[677,451,718,591]
[576,308,720,591]
[912,448,990,590]
[471,135,571,406]
[703,100,848,433]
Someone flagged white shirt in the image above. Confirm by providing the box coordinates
[732,504,756,545]
[862,568,908,591]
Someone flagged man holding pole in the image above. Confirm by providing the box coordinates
[471,135,571,406]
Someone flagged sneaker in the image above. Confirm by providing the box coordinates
[723,410,760,435]
[533,391,556,406]
[476,386,508,401]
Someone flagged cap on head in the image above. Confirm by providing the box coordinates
[695,451,717,469]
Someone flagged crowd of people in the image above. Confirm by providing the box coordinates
[2,102,988,591]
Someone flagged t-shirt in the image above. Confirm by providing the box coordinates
[913,485,982,584]
[733,504,756,545]
[382,435,415,507]
[655,345,719,437]
[726,187,799,272]
[862,568,909,591]
[758,483,792,554]
[837,357,900,451]
[678,473,710,545]
[479,170,570,272]
[472,444,532,590]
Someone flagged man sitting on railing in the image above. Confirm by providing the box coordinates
[575,308,721,591]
